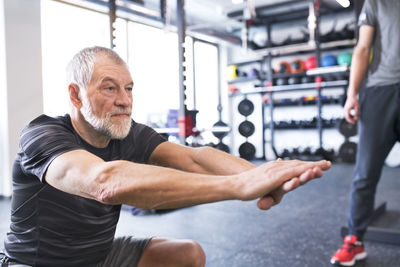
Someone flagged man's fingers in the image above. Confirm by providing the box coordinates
[288,159,331,171]
[312,167,323,178]
[273,159,330,169]
[281,177,300,192]
[346,114,356,124]
[298,169,313,184]
[298,167,324,184]
[313,160,331,170]
[257,196,275,210]
[258,178,299,210]
[275,160,331,182]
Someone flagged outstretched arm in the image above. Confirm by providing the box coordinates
[149,142,329,210]
[44,148,330,210]
[148,142,256,175]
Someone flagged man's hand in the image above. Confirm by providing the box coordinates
[344,94,359,124]
[257,162,324,210]
[234,159,331,208]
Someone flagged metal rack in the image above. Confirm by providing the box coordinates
[261,78,348,158]
[229,76,349,159]
[227,0,356,160]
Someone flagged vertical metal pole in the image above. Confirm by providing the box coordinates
[317,86,323,149]
[266,23,276,158]
[313,0,321,67]
[177,0,188,144]
[316,0,323,149]
[269,91,278,158]
[216,45,223,121]
[192,39,197,111]
[312,0,323,150]
[262,23,273,160]
[108,0,116,49]
[160,0,167,24]
[260,83,266,160]
[266,23,273,82]
[308,0,316,46]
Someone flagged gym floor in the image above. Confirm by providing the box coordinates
[1,163,399,267]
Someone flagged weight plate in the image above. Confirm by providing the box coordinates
[212,120,229,139]
[239,142,256,160]
[238,99,254,116]
[238,120,255,137]
[339,141,357,163]
[215,142,230,153]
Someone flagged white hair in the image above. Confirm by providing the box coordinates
[66,46,126,90]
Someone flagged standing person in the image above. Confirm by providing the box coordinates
[331,0,400,266]
[2,46,331,267]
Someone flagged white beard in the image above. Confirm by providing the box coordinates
[80,93,132,140]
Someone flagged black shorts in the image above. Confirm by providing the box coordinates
[1,236,152,267]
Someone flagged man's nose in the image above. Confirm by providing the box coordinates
[115,88,132,107]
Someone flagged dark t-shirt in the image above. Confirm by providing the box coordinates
[4,114,166,266]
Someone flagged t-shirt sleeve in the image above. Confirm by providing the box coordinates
[19,117,83,182]
[128,122,167,163]
[358,0,376,27]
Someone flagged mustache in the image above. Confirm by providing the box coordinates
[108,108,132,117]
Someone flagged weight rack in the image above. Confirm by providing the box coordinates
[229,78,349,160]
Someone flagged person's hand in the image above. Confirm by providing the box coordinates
[256,160,324,210]
[344,94,359,124]
[234,159,331,208]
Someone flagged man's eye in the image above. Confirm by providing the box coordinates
[126,87,133,91]
[106,87,114,91]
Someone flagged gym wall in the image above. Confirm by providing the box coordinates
[0,0,9,196]
[0,0,44,197]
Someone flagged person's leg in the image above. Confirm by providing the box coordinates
[138,238,206,267]
[331,84,399,266]
[348,84,399,239]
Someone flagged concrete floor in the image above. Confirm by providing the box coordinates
[1,163,400,267]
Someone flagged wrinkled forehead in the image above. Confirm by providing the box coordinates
[90,54,132,82]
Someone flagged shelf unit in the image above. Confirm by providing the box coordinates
[253,39,356,57]
[230,76,349,159]
[228,77,260,85]
[227,59,264,85]
[227,0,356,160]
[262,78,348,158]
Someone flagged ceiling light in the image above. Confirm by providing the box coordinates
[336,0,350,8]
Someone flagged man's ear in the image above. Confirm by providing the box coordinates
[68,83,82,109]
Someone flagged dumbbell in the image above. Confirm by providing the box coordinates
[239,142,256,160]
[288,77,300,85]
[276,78,288,86]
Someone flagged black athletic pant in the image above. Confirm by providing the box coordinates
[348,83,400,239]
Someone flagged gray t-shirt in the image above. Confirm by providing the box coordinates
[4,114,166,266]
[358,0,400,87]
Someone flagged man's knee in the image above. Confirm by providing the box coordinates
[181,240,206,267]
[138,238,206,267]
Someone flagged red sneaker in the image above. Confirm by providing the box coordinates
[331,235,367,266]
